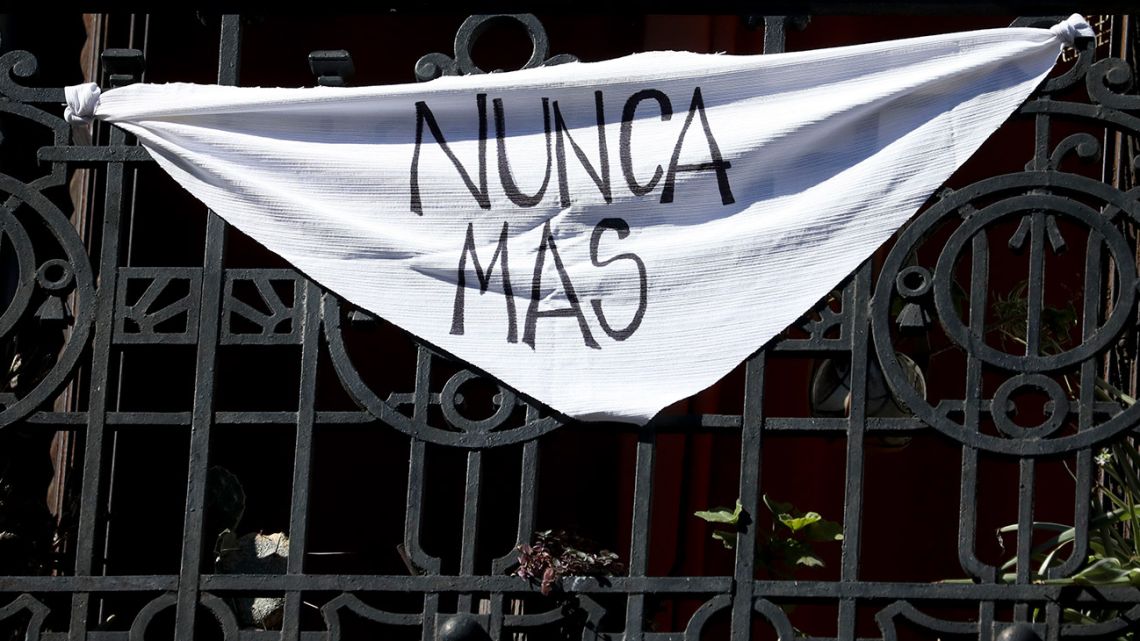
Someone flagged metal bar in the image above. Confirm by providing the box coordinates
[1044,601,1062,641]
[281,281,321,641]
[14,571,1140,605]
[1013,458,1036,619]
[15,574,1140,602]
[730,352,764,641]
[37,146,153,164]
[839,263,873,641]
[456,449,484,613]
[404,439,441,575]
[1045,229,1105,580]
[958,232,997,582]
[405,435,441,639]
[173,15,241,641]
[978,601,995,641]
[763,16,788,55]
[624,424,657,641]
[68,107,130,641]
[1025,211,1046,357]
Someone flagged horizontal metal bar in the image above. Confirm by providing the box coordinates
[5,575,1140,605]
[0,576,177,591]
[60,632,327,641]
[202,574,733,592]
[20,411,897,432]
[363,1,1140,14]
[20,411,1123,436]
[37,146,152,164]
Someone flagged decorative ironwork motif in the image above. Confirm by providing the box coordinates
[221,270,302,345]
[116,268,202,344]
[414,14,578,82]
[0,12,1137,641]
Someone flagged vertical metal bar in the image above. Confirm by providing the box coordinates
[406,344,441,638]
[217,16,243,88]
[624,424,656,641]
[174,15,241,641]
[978,601,996,641]
[763,16,787,55]
[1045,232,1104,581]
[1032,113,1050,171]
[730,352,764,641]
[68,118,130,641]
[282,281,321,641]
[489,440,539,639]
[1015,157,1060,611]
[406,438,441,640]
[514,440,539,550]
[1025,212,1046,357]
[487,436,540,638]
[727,20,784,641]
[959,447,994,579]
[404,439,442,577]
[101,18,149,623]
[1044,602,1062,641]
[456,450,483,613]
[838,264,872,641]
[414,345,432,423]
[1013,458,1036,620]
[959,227,995,641]
[959,233,997,582]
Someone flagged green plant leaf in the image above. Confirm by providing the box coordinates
[695,500,743,525]
[804,519,844,542]
[712,530,737,550]
[776,539,826,568]
[763,495,794,517]
[778,511,822,532]
[1036,538,1072,576]
[1072,557,1134,585]
[794,553,825,567]
[997,522,1073,534]
[1089,539,1107,558]
[1061,608,1100,625]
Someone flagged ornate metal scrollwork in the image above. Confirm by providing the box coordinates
[414,14,577,82]
[322,295,564,448]
[0,174,94,429]
[870,24,1140,456]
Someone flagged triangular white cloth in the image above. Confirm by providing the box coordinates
[67,15,1092,424]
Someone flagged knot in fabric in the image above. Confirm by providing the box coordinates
[1050,14,1095,46]
[64,83,101,125]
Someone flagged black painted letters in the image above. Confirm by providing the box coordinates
[523,221,600,350]
[451,221,517,342]
[589,218,647,341]
[661,87,735,205]
[619,89,672,196]
[410,94,490,215]
[412,86,732,211]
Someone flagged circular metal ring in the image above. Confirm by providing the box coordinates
[871,173,1140,456]
[896,266,933,298]
[440,369,516,434]
[990,374,1070,440]
[35,258,73,291]
[454,14,549,75]
[932,195,1135,372]
[0,174,95,430]
[0,208,36,338]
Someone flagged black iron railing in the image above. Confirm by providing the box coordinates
[0,12,1138,641]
